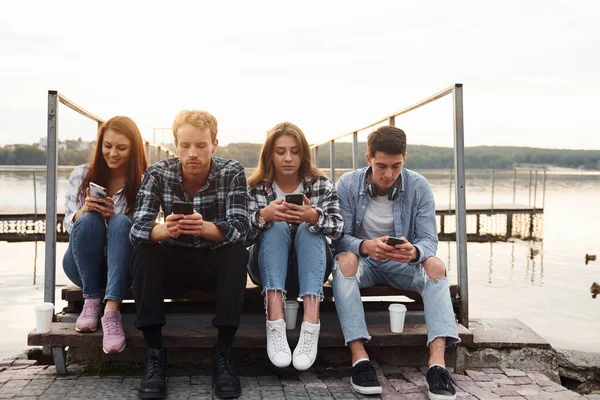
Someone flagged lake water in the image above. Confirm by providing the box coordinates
[1,169,599,360]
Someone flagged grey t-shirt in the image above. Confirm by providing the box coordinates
[355,195,395,240]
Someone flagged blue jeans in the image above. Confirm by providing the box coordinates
[63,212,132,303]
[332,254,460,347]
[248,222,333,300]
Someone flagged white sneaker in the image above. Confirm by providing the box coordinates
[266,319,291,368]
[292,321,320,371]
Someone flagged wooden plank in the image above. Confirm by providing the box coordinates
[61,284,459,303]
[28,322,472,348]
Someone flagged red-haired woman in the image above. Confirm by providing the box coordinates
[62,116,148,354]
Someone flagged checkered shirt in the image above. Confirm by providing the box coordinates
[246,175,344,245]
[130,157,249,249]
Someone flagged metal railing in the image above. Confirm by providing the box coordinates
[310,84,470,327]
[44,91,174,305]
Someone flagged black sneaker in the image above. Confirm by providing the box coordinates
[350,360,382,395]
[426,365,457,400]
[213,345,241,399]
[138,348,167,399]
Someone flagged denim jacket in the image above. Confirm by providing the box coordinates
[334,166,438,264]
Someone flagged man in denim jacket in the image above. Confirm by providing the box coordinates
[333,126,459,399]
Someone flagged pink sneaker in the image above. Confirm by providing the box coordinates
[101,310,126,354]
[75,298,102,332]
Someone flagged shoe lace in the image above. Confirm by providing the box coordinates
[356,362,377,382]
[269,325,287,353]
[298,329,316,354]
[215,350,234,377]
[103,318,121,335]
[80,301,97,317]
[146,352,164,379]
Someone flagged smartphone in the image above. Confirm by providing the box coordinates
[172,200,194,215]
[386,237,406,246]
[285,193,304,206]
[89,182,107,199]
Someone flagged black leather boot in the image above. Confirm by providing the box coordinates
[213,345,241,399]
[138,348,167,399]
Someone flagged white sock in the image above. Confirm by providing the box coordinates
[301,321,320,331]
[429,364,446,370]
[352,358,370,367]
[267,319,285,328]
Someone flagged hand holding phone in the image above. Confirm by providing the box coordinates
[386,237,406,247]
[171,200,194,215]
[284,193,304,206]
[84,183,113,218]
[89,182,107,199]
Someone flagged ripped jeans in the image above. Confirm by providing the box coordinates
[332,254,460,347]
[247,222,333,302]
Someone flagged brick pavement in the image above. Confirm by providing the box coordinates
[0,359,596,399]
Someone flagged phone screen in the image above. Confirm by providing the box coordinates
[386,237,406,246]
[285,194,304,206]
[89,182,107,199]
[172,201,194,215]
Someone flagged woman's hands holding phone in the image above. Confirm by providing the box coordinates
[75,188,115,221]
[261,196,318,224]
[282,195,319,224]
[260,199,296,223]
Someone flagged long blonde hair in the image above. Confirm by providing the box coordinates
[248,122,321,186]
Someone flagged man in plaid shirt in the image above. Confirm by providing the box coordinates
[129,110,249,400]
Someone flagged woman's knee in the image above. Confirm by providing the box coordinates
[74,211,105,232]
[423,257,446,280]
[336,252,359,277]
[108,214,131,228]
[263,221,289,235]
[295,222,323,242]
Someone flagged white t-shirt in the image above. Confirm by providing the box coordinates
[273,182,303,200]
[356,195,395,240]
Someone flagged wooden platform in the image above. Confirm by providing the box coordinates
[28,321,473,349]
[59,282,461,315]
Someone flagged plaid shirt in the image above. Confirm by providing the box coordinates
[130,157,249,249]
[64,164,129,233]
[246,175,344,245]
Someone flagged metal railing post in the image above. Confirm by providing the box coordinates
[314,146,319,168]
[329,140,336,184]
[453,84,469,328]
[542,170,547,209]
[45,91,59,305]
[144,142,151,164]
[389,115,395,127]
[512,168,517,203]
[491,170,495,212]
[528,170,533,205]
[33,171,38,221]
[352,132,359,170]
[533,170,538,211]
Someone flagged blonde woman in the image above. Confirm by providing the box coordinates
[246,122,344,370]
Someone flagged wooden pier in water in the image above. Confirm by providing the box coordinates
[0,203,543,243]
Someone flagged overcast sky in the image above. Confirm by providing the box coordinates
[1,1,599,150]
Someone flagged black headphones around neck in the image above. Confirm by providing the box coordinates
[365,168,401,201]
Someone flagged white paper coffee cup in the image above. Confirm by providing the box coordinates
[35,302,55,334]
[284,300,300,330]
[388,303,407,333]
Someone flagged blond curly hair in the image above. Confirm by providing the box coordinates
[172,110,218,142]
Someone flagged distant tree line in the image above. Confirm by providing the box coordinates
[1,142,600,170]
[0,144,93,166]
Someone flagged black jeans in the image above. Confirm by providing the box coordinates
[130,241,248,330]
